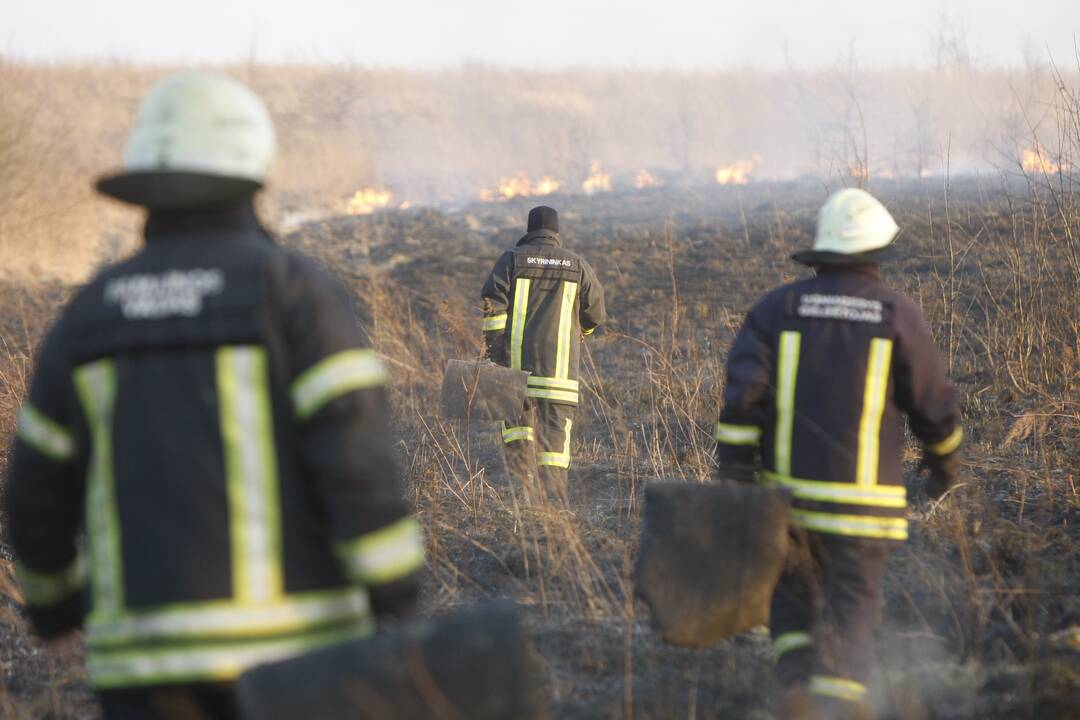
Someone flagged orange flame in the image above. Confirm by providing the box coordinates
[634,169,663,189]
[480,174,561,201]
[347,188,393,215]
[715,155,762,185]
[1022,146,1062,174]
[582,161,612,194]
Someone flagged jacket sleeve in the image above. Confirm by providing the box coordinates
[893,298,964,463]
[715,303,774,476]
[578,259,606,336]
[281,255,423,618]
[5,317,88,637]
[480,251,513,364]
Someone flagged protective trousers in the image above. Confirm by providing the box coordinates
[769,531,891,719]
[98,683,238,720]
[500,398,574,498]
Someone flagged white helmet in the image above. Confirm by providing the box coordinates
[793,188,900,265]
[97,71,276,208]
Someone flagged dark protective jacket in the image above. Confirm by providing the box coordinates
[715,265,963,542]
[5,203,424,689]
[481,230,606,405]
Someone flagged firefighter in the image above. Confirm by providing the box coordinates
[713,189,963,719]
[4,72,425,719]
[481,206,606,496]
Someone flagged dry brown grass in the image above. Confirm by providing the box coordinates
[0,60,1077,718]
[1,58,1074,280]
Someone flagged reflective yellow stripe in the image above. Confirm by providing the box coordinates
[75,359,123,621]
[291,349,388,420]
[16,558,86,606]
[555,281,578,379]
[538,418,573,468]
[337,517,425,585]
[790,509,908,540]
[87,622,372,689]
[217,346,283,605]
[928,426,964,456]
[775,331,801,476]
[763,472,907,508]
[526,387,579,404]
[772,631,812,662]
[16,403,75,461]
[87,588,371,648]
[582,326,595,336]
[856,338,893,487]
[510,278,531,370]
[809,675,867,703]
[500,422,535,443]
[527,375,580,391]
[715,422,761,446]
[482,314,507,331]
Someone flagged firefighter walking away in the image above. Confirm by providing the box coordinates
[4,72,425,719]
[481,206,606,498]
[714,189,963,720]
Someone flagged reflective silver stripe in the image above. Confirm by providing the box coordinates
[16,557,86,606]
[555,281,578,379]
[87,623,373,688]
[526,387,579,404]
[537,417,572,468]
[510,278,531,370]
[500,422,535,443]
[790,509,908,540]
[763,472,907,508]
[527,375,580,392]
[337,517,425,585]
[772,631,812,662]
[16,403,75,461]
[809,675,867,703]
[291,349,388,420]
[928,426,964,456]
[775,331,801,476]
[856,338,893,487]
[217,347,283,604]
[87,588,370,647]
[715,422,761,446]
[75,359,123,620]
[482,314,507,331]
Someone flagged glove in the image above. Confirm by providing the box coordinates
[920,451,960,499]
[715,462,758,485]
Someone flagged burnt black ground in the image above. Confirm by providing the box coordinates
[1,177,1077,718]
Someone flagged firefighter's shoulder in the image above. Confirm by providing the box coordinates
[741,277,809,321]
[267,245,358,308]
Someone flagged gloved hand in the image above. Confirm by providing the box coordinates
[715,462,758,485]
[920,451,960,499]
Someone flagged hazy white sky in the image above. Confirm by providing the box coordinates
[4,0,1077,69]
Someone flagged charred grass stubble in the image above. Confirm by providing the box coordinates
[0,83,1078,720]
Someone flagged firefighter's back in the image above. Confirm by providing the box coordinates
[56,213,376,687]
[508,238,589,388]
[7,72,424,720]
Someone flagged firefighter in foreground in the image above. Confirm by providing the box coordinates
[714,189,963,719]
[5,72,425,718]
[481,206,606,495]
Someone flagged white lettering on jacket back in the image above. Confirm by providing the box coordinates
[797,293,883,323]
[105,269,225,320]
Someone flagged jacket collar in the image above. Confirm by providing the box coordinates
[814,263,882,280]
[144,199,271,245]
[516,229,561,247]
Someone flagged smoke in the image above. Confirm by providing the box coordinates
[250,62,1072,206]
[1,60,1075,280]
